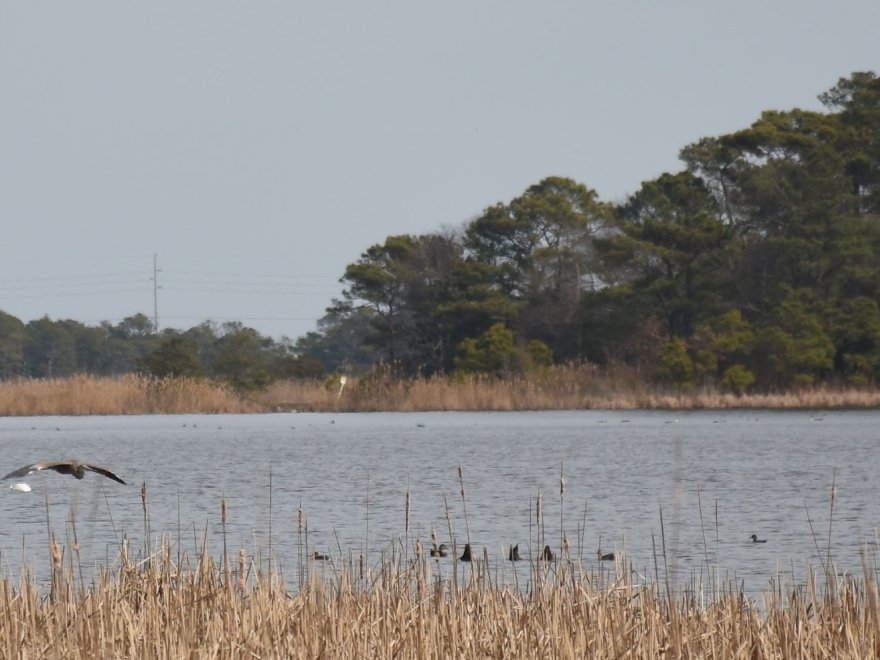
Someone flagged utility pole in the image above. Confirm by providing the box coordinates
[151,253,161,332]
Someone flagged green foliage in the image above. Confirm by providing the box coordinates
[599,171,733,339]
[526,339,554,369]
[0,311,26,377]
[140,335,203,378]
[720,364,756,394]
[454,323,552,376]
[829,296,880,383]
[455,324,521,375]
[692,309,757,383]
[209,326,273,391]
[0,310,328,385]
[465,176,613,361]
[753,293,835,388]
[657,338,696,387]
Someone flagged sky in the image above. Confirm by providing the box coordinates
[1,1,878,342]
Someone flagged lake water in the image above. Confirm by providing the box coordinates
[0,409,878,598]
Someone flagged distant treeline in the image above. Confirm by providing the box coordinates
[0,313,323,391]
[2,71,880,394]
[298,71,880,392]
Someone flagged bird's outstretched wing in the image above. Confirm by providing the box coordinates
[2,463,48,480]
[83,464,127,485]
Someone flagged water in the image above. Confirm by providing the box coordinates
[0,409,877,596]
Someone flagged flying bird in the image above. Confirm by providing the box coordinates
[2,460,126,485]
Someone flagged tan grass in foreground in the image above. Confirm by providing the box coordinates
[2,369,880,416]
[3,538,879,658]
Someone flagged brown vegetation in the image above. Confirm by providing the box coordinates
[0,374,262,416]
[1,533,878,658]
[2,368,880,416]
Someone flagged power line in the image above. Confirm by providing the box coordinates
[163,269,337,281]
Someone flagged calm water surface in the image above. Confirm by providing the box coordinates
[1,410,878,596]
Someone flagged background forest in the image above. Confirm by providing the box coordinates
[2,72,879,393]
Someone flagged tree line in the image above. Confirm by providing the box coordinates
[302,71,880,391]
[0,312,323,390]
[2,71,878,393]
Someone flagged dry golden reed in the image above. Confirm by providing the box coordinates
[2,367,880,416]
[2,537,879,659]
[0,374,260,416]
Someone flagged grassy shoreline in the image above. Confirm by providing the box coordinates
[4,534,879,658]
[2,371,880,416]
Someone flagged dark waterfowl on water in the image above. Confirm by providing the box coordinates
[2,460,126,485]
[508,544,522,561]
[430,543,448,558]
[540,545,555,561]
[459,544,473,562]
[598,551,615,561]
[750,534,767,544]
[313,551,329,560]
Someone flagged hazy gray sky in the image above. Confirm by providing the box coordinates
[1,1,878,340]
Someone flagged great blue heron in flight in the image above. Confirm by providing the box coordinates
[2,460,126,485]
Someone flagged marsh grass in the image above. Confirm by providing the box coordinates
[3,528,880,658]
[0,374,260,416]
[3,368,880,416]
[5,476,880,658]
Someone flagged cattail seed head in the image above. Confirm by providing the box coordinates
[238,548,247,592]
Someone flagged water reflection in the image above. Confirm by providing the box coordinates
[0,409,878,597]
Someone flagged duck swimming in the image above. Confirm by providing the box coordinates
[598,551,615,561]
[313,550,329,560]
[430,543,448,558]
[459,544,473,562]
[508,544,522,561]
[750,534,767,544]
[540,545,555,561]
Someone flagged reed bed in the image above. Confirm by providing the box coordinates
[2,368,880,416]
[2,535,879,658]
[0,374,261,416]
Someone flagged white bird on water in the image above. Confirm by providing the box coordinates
[9,483,31,493]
